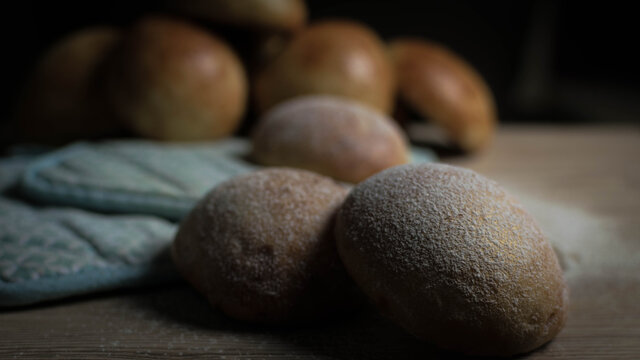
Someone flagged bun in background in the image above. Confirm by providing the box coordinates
[254,20,395,114]
[106,16,247,141]
[15,27,122,144]
[390,39,497,152]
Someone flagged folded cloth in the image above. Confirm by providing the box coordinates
[0,156,178,307]
[19,138,436,220]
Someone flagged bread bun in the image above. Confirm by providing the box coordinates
[167,0,307,33]
[335,163,568,356]
[16,27,121,144]
[251,96,409,183]
[254,20,395,114]
[106,16,247,141]
[172,168,358,323]
[389,39,496,152]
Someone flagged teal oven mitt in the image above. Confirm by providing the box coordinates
[0,156,178,307]
[19,138,436,220]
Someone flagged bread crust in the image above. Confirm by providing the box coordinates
[335,163,568,356]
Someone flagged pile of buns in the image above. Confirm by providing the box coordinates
[16,1,569,356]
[15,0,495,153]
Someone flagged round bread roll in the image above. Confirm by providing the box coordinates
[16,27,122,144]
[335,163,568,356]
[251,96,409,183]
[172,168,358,323]
[106,16,247,141]
[167,0,307,33]
[254,20,395,114]
[389,39,497,152]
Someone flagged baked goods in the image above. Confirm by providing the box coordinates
[251,96,409,183]
[15,27,121,144]
[254,20,395,114]
[172,168,357,322]
[167,0,307,32]
[389,39,497,152]
[335,163,568,356]
[106,16,247,141]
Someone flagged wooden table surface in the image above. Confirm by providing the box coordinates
[1,125,639,359]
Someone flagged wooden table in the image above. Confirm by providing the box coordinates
[1,125,639,359]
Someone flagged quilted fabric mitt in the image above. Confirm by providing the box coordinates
[0,156,178,307]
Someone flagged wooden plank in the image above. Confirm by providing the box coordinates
[1,125,639,359]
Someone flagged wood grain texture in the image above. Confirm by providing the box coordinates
[1,125,639,359]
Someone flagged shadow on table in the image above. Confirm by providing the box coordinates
[129,285,484,360]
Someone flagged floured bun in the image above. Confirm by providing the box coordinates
[251,96,409,183]
[335,163,568,356]
[389,39,496,152]
[172,168,358,323]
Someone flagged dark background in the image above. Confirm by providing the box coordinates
[4,0,639,142]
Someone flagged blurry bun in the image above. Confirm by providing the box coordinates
[254,20,395,114]
[336,163,568,356]
[167,0,306,32]
[16,27,121,144]
[106,16,247,141]
[172,168,358,322]
[389,39,496,151]
[251,96,409,183]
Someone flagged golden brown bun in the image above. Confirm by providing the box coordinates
[254,20,395,114]
[389,39,497,152]
[336,163,568,356]
[172,168,359,323]
[251,96,409,183]
[167,0,307,32]
[16,27,122,144]
[106,16,247,141]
